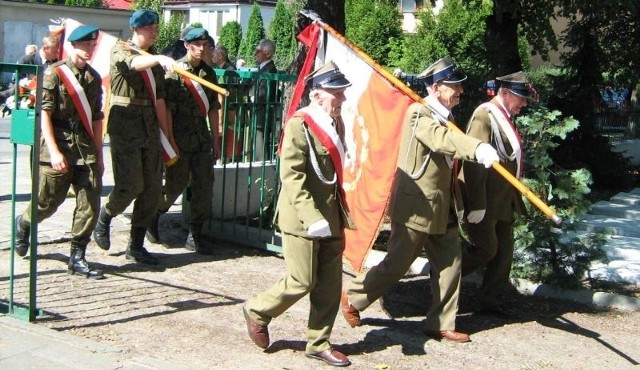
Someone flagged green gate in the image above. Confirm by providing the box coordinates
[0,63,44,321]
[189,69,297,253]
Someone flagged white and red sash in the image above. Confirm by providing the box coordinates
[182,75,209,116]
[140,68,178,165]
[54,64,94,139]
[293,107,346,194]
[477,101,523,179]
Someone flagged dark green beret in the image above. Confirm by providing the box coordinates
[129,9,159,29]
[183,28,210,42]
[68,25,100,42]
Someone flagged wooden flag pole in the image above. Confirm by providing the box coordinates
[309,15,562,225]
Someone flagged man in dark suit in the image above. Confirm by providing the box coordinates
[252,38,278,161]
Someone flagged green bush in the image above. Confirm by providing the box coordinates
[511,106,609,288]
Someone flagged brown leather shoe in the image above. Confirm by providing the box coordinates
[306,348,351,367]
[242,304,270,349]
[424,330,471,343]
[340,290,361,327]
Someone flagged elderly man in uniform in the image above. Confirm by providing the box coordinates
[145,28,220,254]
[458,71,533,315]
[340,57,500,343]
[242,61,355,367]
[14,25,105,279]
[92,9,177,265]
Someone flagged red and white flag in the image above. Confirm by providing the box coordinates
[50,18,177,165]
[288,22,415,272]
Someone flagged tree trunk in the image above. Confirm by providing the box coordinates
[484,0,523,77]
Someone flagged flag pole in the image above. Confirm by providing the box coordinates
[307,15,562,225]
[120,41,230,97]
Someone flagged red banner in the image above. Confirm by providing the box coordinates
[291,23,414,272]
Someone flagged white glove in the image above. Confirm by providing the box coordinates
[475,143,499,168]
[467,210,486,224]
[307,219,331,238]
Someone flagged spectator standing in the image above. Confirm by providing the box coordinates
[458,71,533,316]
[252,39,277,161]
[340,57,499,343]
[14,25,105,279]
[92,9,177,265]
[145,28,220,254]
[242,61,355,367]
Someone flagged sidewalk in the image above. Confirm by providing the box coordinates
[0,316,188,369]
[0,116,183,369]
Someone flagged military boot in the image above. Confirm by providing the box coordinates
[125,227,159,265]
[68,242,104,279]
[14,215,30,257]
[186,223,215,255]
[93,206,112,250]
[145,212,161,244]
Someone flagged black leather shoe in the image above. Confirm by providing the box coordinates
[242,304,270,349]
[145,212,160,244]
[14,215,30,257]
[93,207,112,251]
[125,247,159,265]
[306,348,351,367]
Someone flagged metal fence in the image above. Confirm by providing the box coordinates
[192,69,297,253]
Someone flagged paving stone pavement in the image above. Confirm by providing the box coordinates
[1,116,639,369]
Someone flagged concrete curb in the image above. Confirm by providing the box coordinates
[363,250,640,312]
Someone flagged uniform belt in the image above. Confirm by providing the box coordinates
[111,95,153,106]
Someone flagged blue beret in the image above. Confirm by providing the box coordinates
[183,28,210,42]
[68,25,100,42]
[129,9,159,28]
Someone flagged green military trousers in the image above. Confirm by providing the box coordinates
[462,217,515,305]
[244,232,344,354]
[23,163,101,245]
[345,222,461,331]
[159,150,213,224]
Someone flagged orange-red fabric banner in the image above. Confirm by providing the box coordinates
[292,23,414,272]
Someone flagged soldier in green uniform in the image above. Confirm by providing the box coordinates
[458,71,533,315]
[242,61,355,367]
[145,28,220,254]
[92,9,177,265]
[340,57,500,343]
[14,25,105,279]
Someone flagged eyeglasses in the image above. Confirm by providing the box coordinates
[255,49,265,54]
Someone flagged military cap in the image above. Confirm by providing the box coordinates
[179,25,194,41]
[129,9,159,29]
[417,56,467,86]
[183,28,210,42]
[496,71,533,99]
[304,60,351,89]
[68,25,100,42]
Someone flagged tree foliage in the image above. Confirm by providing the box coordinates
[218,21,243,62]
[267,0,297,70]
[237,1,266,67]
[132,0,182,52]
[511,106,609,288]
[345,0,403,67]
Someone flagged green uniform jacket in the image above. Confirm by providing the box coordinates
[40,58,103,164]
[388,102,481,234]
[275,114,353,237]
[458,100,526,221]
[107,41,165,142]
[165,57,220,152]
